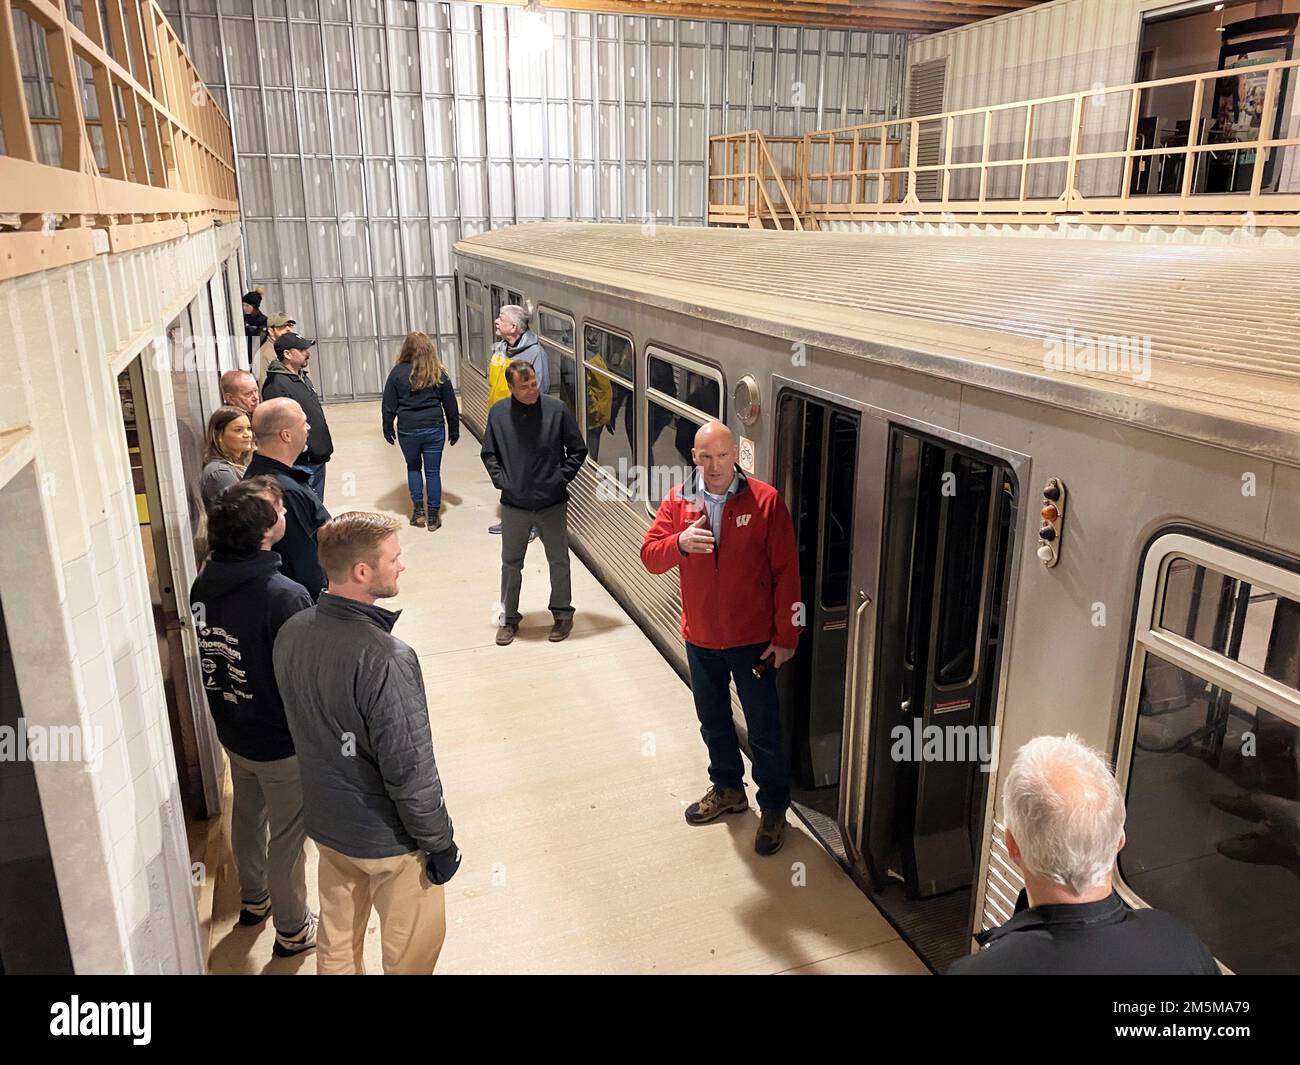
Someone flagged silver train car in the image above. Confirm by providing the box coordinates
[453,223,1300,974]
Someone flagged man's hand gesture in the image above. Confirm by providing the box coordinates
[678,513,714,555]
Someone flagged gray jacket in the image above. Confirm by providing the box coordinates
[272,592,455,859]
[497,330,550,395]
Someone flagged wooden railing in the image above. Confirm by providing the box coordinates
[0,0,238,281]
[707,131,806,231]
[711,59,1300,228]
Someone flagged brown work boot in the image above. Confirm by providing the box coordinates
[495,623,518,646]
[684,785,748,825]
[754,811,787,856]
[548,618,573,642]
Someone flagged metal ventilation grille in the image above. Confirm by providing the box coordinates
[981,819,1026,931]
[906,58,948,200]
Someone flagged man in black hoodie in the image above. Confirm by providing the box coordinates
[190,477,316,958]
[480,360,586,646]
[245,398,330,600]
[261,332,333,503]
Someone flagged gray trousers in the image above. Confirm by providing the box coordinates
[500,500,573,626]
[227,749,310,935]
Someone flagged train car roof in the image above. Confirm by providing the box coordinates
[454,223,1300,466]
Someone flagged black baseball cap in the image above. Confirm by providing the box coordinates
[274,332,316,354]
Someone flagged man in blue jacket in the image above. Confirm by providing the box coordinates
[190,477,316,958]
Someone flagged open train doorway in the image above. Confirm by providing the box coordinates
[860,426,1017,970]
[773,391,862,837]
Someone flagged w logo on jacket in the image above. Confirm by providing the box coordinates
[735,513,752,528]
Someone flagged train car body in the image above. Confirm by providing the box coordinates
[454,223,1300,974]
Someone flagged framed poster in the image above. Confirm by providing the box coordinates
[1210,16,1297,192]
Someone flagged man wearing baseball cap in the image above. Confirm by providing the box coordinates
[255,311,296,388]
[262,332,334,503]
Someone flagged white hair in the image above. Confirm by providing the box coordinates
[1002,734,1124,895]
[498,304,528,331]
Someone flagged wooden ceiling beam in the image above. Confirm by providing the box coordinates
[490,0,1036,31]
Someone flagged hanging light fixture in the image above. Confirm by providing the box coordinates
[515,0,555,59]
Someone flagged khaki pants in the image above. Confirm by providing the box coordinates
[316,843,447,975]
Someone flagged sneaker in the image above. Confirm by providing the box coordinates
[1210,792,1266,823]
[238,896,271,927]
[495,623,518,646]
[684,785,748,825]
[755,811,787,856]
[411,505,426,528]
[548,618,573,642]
[272,913,318,958]
[428,513,442,531]
[488,522,502,535]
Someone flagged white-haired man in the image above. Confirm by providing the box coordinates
[948,734,1218,974]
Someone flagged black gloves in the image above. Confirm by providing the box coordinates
[449,435,459,446]
[383,429,395,446]
[425,842,461,886]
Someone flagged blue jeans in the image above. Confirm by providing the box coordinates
[685,641,790,814]
[295,462,326,503]
[398,425,445,510]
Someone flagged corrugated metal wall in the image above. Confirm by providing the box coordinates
[158,0,908,401]
[906,0,1155,199]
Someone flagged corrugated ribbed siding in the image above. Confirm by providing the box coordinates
[981,818,1026,931]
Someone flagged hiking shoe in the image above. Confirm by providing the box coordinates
[488,522,502,535]
[272,913,318,958]
[548,618,573,642]
[238,896,271,926]
[684,785,748,825]
[411,505,427,528]
[1210,792,1266,823]
[428,512,442,531]
[495,623,518,646]
[755,811,787,856]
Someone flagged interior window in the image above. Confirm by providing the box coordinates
[644,350,723,511]
[465,278,486,374]
[538,306,576,414]
[1121,538,1300,974]
[583,325,636,496]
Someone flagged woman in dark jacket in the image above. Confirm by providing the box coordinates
[242,289,267,366]
[382,331,460,529]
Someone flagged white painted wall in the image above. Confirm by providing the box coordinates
[0,223,243,973]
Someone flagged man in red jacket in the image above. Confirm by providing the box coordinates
[641,421,802,855]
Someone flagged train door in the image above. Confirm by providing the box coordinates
[773,390,887,827]
[856,426,1016,964]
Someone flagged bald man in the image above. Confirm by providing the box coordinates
[245,398,330,599]
[221,369,260,415]
[641,421,802,856]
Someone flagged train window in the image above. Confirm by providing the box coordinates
[1119,533,1300,974]
[583,324,637,496]
[464,277,487,375]
[934,453,994,686]
[538,306,576,416]
[819,412,857,609]
[644,348,723,513]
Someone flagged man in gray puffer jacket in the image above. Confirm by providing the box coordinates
[273,510,460,974]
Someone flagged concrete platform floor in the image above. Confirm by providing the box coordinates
[206,399,926,975]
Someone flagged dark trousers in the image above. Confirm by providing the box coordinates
[685,641,790,814]
[398,424,445,510]
[500,501,573,626]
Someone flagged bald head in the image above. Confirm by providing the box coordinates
[221,369,259,414]
[692,420,738,494]
[251,397,309,464]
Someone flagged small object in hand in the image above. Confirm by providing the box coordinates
[752,650,776,678]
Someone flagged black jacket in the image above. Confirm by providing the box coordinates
[381,363,460,440]
[480,394,586,511]
[190,551,312,762]
[272,593,456,861]
[261,360,335,465]
[947,891,1219,975]
[243,454,330,600]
